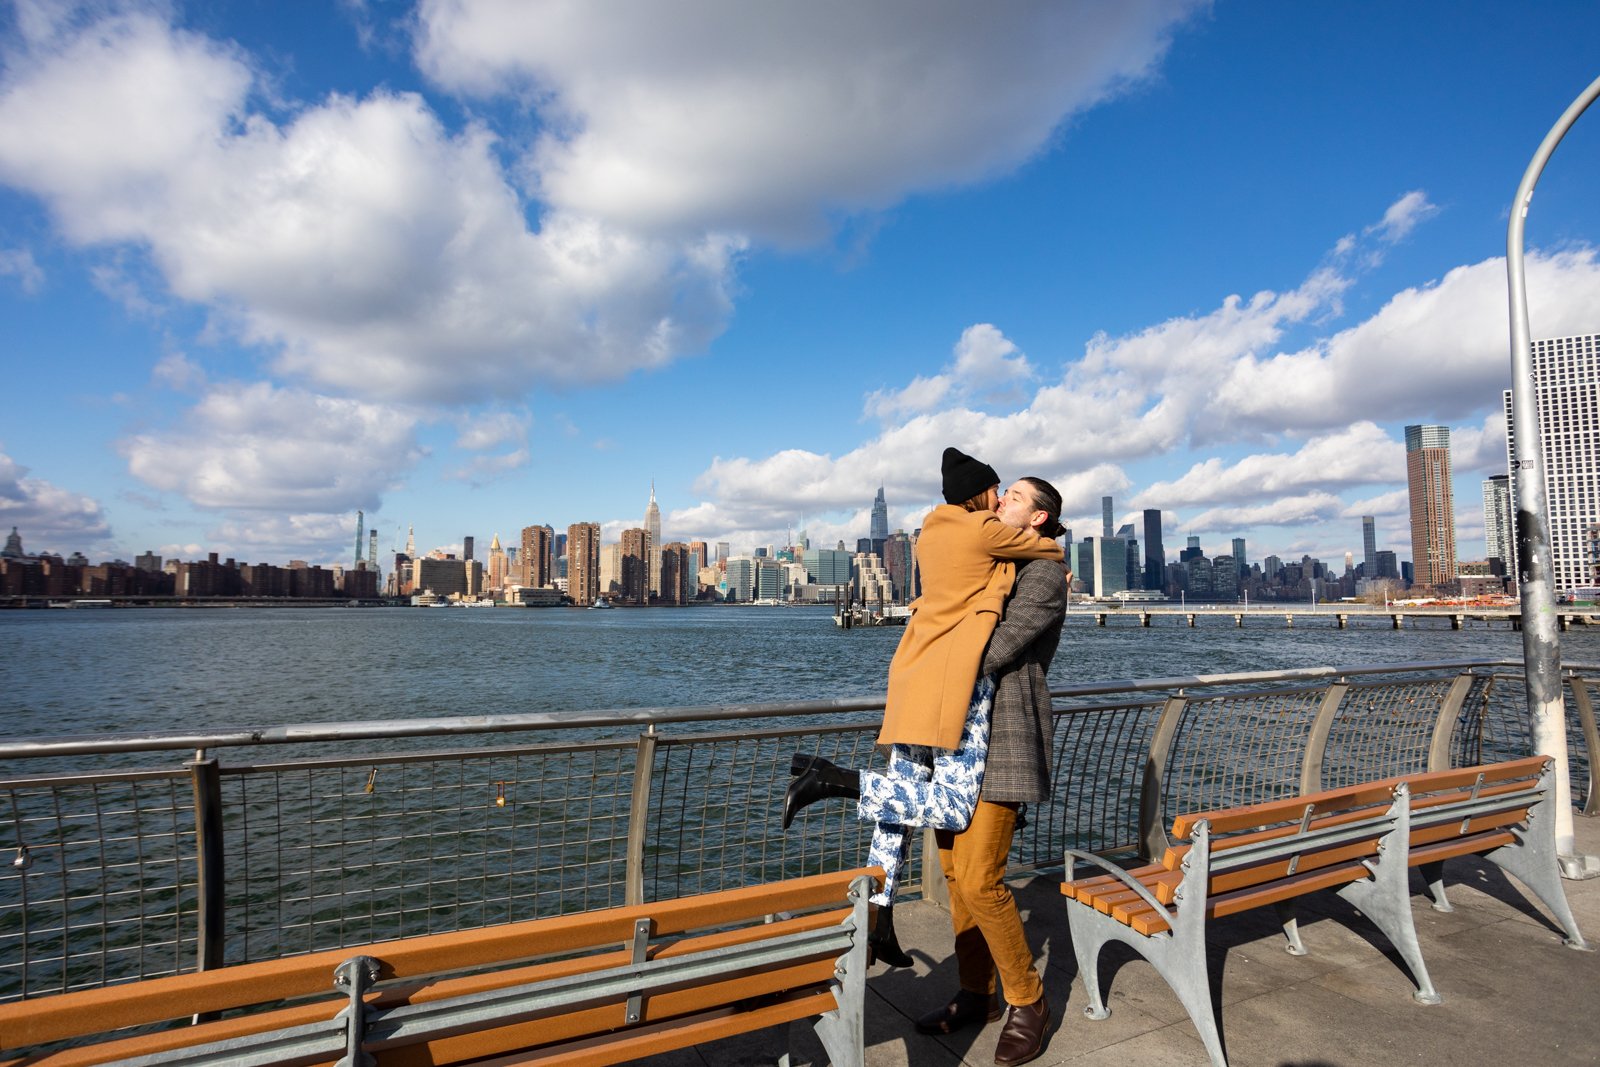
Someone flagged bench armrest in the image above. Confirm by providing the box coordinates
[1062,848,1173,918]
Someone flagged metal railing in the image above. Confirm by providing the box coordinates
[1,658,1595,1004]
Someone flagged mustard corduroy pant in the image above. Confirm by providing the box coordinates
[935,799,1044,1007]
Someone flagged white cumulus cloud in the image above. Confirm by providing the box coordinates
[0,10,740,405]
[0,448,112,551]
[120,383,424,511]
[414,0,1206,243]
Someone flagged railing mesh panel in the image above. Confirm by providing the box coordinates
[646,724,888,901]
[0,773,198,1000]
[221,742,635,964]
[1013,701,1160,868]
[1162,688,1326,814]
[1318,678,1456,789]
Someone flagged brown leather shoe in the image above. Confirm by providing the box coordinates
[914,989,1003,1035]
[993,994,1050,1066]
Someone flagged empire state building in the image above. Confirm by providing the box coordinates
[645,482,662,596]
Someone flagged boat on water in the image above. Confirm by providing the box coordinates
[590,596,614,609]
[833,602,910,628]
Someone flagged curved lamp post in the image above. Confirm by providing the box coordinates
[1505,72,1600,879]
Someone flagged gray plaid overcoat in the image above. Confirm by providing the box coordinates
[977,556,1068,803]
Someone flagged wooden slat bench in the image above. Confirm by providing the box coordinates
[0,867,880,1067]
[1060,756,1586,1067]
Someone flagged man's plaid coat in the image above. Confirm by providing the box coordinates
[978,555,1069,804]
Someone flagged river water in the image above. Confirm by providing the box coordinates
[2,604,1596,741]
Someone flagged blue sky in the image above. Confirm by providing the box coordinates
[3,1,1600,570]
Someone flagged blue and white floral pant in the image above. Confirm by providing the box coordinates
[860,675,993,906]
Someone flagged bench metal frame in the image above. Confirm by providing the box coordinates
[1062,759,1586,1067]
[2,873,875,1067]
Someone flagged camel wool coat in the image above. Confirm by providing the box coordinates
[877,505,1064,751]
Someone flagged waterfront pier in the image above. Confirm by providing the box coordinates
[1085,605,1597,632]
[2,657,1596,1065]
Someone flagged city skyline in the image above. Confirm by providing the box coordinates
[4,5,1600,569]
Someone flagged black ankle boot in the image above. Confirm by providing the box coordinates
[869,904,914,968]
[781,755,860,828]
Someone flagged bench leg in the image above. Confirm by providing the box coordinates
[1483,837,1589,950]
[1066,913,1111,1022]
[1273,901,1307,956]
[1418,860,1453,913]
[1066,906,1228,1067]
[1338,868,1440,1005]
[812,875,872,1067]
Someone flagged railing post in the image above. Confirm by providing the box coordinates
[1427,671,1479,772]
[1139,695,1188,861]
[624,729,658,906]
[187,752,226,975]
[1566,675,1600,817]
[920,827,949,907]
[1299,681,1348,794]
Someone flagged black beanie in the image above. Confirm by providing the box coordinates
[941,447,999,504]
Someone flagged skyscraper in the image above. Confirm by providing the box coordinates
[1092,535,1127,597]
[1101,496,1114,539]
[1362,516,1377,576]
[870,487,889,542]
[1504,334,1600,592]
[567,522,601,606]
[882,530,916,603]
[1405,424,1457,588]
[1231,537,1246,574]
[488,533,508,593]
[1483,474,1514,572]
[644,482,662,596]
[1142,509,1164,590]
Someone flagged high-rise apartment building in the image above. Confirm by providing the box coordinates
[1142,509,1164,590]
[1405,424,1457,588]
[870,487,889,542]
[1212,554,1237,598]
[1483,474,1515,572]
[853,553,891,603]
[1231,537,1246,573]
[599,542,623,594]
[520,524,554,588]
[659,542,692,605]
[566,522,601,605]
[1362,516,1377,576]
[1101,496,1114,538]
[462,536,474,561]
[621,528,650,605]
[1504,333,1600,593]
